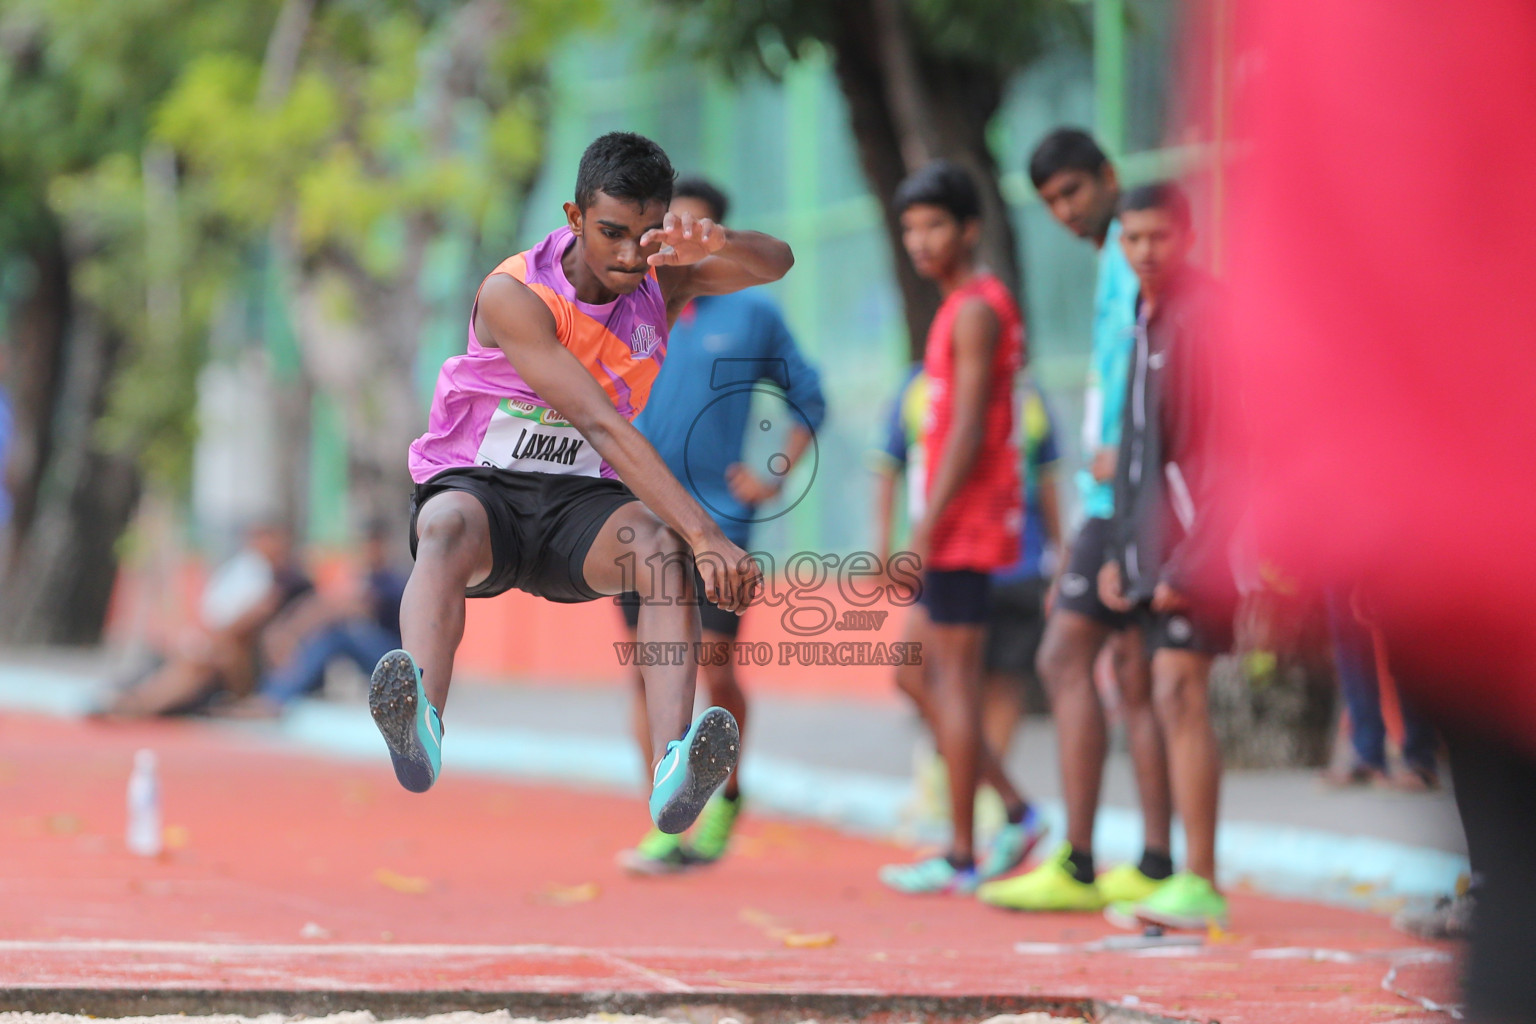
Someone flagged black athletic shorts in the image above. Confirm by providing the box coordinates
[985,575,1047,676]
[1137,604,1234,656]
[410,467,636,602]
[616,566,744,639]
[1055,517,1132,629]
[920,569,992,626]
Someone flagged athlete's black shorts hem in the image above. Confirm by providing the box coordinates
[1054,516,1132,629]
[410,466,637,603]
[616,566,744,638]
[985,575,1047,676]
[920,569,993,626]
[1136,604,1233,656]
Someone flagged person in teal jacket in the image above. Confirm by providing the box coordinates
[980,128,1172,914]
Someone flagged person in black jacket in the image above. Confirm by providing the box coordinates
[1098,182,1239,931]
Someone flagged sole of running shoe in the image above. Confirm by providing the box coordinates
[369,650,438,794]
[653,707,739,835]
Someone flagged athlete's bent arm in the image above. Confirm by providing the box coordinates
[475,275,761,610]
[644,211,794,318]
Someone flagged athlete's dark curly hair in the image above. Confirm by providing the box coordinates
[575,132,675,211]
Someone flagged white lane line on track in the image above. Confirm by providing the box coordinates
[592,953,694,994]
[0,940,616,958]
[0,940,783,962]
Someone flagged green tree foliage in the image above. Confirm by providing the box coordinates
[650,0,1085,356]
[0,0,280,509]
[0,0,601,643]
[655,0,1078,79]
[0,0,277,250]
[156,0,585,271]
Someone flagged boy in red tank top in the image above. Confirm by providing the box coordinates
[878,161,1042,895]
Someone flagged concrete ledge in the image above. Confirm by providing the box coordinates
[0,987,1196,1023]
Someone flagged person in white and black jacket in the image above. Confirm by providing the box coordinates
[1098,182,1240,932]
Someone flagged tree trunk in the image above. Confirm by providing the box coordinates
[825,0,1020,362]
[828,0,939,362]
[0,301,140,645]
[925,64,1021,300]
[3,226,71,569]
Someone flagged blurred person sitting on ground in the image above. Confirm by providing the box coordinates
[222,525,409,718]
[1089,182,1239,930]
[871,366,1058,839]
[614,176,826,874]
[980,128,1173,914]
[875,160,1041,896]
[1323,585,1439,790]
[372,133,789,844]
[103,521,315,717]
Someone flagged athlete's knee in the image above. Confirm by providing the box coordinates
[1036,620,1093,694]
[633,516,687,562]
[1152,657,1210,726]
[416,501,484,570]
[633,517,693,600]
[417,503,468,551]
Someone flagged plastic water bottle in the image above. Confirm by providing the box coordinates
[126,749,162,857]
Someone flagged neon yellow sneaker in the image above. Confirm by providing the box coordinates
[1130,872,1229,930]
[617,828,694,876]
[1096,862,1166,904]
[977,843,1105,912]
[689,792,742,863]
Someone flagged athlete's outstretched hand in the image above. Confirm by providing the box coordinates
[692,531,764,615]
[644,210,727,268]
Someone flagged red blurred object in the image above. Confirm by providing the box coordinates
[1219,1,1536,751]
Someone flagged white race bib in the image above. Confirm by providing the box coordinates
[477,399,602,477]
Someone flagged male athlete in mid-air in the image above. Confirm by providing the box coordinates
[369,132,791,836]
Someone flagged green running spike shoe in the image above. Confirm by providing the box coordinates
[368,649,443,793]
[649,706,740,834]
[689,792,743,863]
[1128,872,1229,930]
[617,827,695,875]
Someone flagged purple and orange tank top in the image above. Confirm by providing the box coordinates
[408,226,670,483]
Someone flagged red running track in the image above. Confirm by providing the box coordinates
[0,713,1457,1023]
